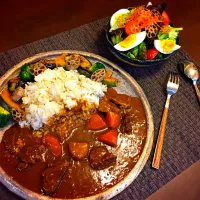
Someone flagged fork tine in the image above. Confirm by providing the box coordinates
[171,73,175,83]
[177,75,180,85]
[169,72,179,84]
[175,74,179,84]
[168,73,172,82]
[173,73,177,83]
[174,73,179,85]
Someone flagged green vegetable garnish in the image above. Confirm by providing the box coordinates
[155,52,163,59]
[158,25,183,40]
[157,33,168,40]
[77,68,91,78]
[111,29,124,45]
[168,27,183,39]
[131,46,139,58]
[138,42,147,60]
[127,43,144,60]
[89,62,105,73]
[0,97,11,112]
[102,78,119,87]
[0,105,11,128]
[19,63,34,82]
[127,52,135,59]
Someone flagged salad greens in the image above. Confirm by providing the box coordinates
[127,45,139,59]
[155,52,164,59]
[158,25,183,40]
[138,42,147,60]
[111,30,123,45]
[127,42,147,60]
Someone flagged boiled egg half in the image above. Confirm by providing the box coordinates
[114,31,146,52]
[110,9,130,31]
[154,39,181,54]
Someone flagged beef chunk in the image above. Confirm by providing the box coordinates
[44,150,57,163]
[89,146,116,170]
[2,125,42,155]
[3,130,25,154]
[120,101,146,135]
[120,114,133,134]
[42,160,69,195]
[98,97,120,113]
[19,145,46,164]
[105,88,118,98]
[111,94,132,109]
[69,142,89,160]
[17,162,30,172]
[105,88,133,109]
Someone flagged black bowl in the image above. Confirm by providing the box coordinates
[106,19,180,67]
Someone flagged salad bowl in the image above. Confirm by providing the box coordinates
[106,4,182,67]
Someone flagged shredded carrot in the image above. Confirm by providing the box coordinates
[125,6,164,38]
[160,25,172,34]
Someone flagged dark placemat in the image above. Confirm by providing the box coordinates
[0,17,200,200]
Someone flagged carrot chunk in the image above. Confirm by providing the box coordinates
[1,88,21,110]
[106,111,121,128]
[98,130,118,147]
[88,113,106,130]
[42,135,62,157]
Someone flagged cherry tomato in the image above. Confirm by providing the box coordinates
[146,48,159,60]
[125,21,137,35]
[162,11,170,25]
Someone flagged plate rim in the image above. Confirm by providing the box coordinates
[0,50,154,200]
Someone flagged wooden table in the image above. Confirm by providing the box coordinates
[1,0,200,63]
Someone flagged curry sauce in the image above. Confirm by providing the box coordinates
[0,89,147,198]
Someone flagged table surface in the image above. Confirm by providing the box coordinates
[1,0,200,64]
[0,15,200,200]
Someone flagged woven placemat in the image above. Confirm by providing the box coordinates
[0,17,199,200]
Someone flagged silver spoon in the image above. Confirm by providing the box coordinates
[180,61,200,102]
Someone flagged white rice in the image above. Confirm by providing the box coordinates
[19,68,107,130]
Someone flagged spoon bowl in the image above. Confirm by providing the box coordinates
[183,62,199,81]
[179,60,200,103]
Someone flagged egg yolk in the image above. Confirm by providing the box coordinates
[119,34,136,48]
[161,39,176,53]
[115,13,129,28]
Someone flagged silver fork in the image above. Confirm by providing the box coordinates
[152,72,180,169]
